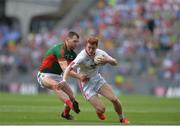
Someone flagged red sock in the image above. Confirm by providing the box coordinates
[63,106,71,116]
[96,112,106,120]
[65,99,74,110]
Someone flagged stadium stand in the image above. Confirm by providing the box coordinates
[0,0,179,95]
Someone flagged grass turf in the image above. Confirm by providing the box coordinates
[0,92,180,125]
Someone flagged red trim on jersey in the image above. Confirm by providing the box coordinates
[39,54,58,72]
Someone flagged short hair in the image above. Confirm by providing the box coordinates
[86,36,98,46]
[67,31,79,39]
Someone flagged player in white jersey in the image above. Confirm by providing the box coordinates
[62,36,129,124]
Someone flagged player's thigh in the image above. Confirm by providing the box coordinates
[98,84,117,102]
[41,76,60,90]
[88,95,105,112]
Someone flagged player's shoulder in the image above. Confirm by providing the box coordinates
[96,48,104,52]
[57,41,64,47]
[51,42,64,49]
[78,49,86,55]
[76,49,87,59]
[96,48,106,54]
[46,42,64,55]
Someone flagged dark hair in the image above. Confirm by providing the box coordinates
[86,36,98,46]
[67,31,79,39]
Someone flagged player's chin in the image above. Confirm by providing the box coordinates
[90,53,95,56]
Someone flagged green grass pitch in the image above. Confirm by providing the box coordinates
[0,92,180,125]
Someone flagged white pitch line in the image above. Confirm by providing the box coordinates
[0,106,180,113]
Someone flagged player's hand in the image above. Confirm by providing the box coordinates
[96,57,107,65]
[79,74,89,82]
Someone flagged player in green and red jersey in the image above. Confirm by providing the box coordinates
[37,31,89,120]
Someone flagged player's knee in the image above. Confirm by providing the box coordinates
[52,85,57,90]
[111,97,119,104]
[53,84,62,91]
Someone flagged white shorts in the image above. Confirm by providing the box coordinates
[79,74,106,100]
[37,71,63,88]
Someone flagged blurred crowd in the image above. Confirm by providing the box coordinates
[0,0,180,86]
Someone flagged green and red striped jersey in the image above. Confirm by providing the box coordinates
[39,41,76,75]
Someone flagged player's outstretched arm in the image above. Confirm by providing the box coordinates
[58,60,82,81]
[62,64,71,81]
[105,56,118,66]
[59,60,80,80]
[98,49,118,66]
[62,62,89,82]
[96,55,118,66]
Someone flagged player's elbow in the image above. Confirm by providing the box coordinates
[110,59,118,66]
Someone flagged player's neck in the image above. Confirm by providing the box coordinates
[65,40,71,51]
[85,49,95,58]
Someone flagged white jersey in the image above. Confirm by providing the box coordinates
[70,49,112,78]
